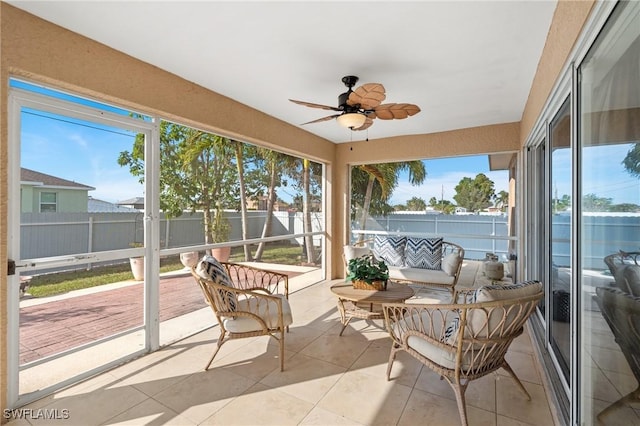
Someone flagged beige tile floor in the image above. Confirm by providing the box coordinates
[10,267,559,426]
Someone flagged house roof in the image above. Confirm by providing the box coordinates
[116,197,145,206]
[88,197,140,213]
[7,1,558,144]
[21,168,95,191]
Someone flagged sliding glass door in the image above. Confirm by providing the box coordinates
[578,1,640,423]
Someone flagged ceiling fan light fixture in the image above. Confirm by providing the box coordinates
[337,112,366,129]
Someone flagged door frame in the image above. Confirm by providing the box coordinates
[7,83,159,408]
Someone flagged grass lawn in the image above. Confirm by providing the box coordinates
[26,244,315,298]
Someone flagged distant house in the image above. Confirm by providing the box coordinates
[88,197,139,213]
[20,168,95,213]
[116,197,144,211]
[454,207,474,215]
[246,195,287,211]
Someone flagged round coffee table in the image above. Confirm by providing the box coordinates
[330,281,415,336]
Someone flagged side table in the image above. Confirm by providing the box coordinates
[330,281,415,336]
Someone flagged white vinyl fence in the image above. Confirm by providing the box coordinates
[20,211,322,260]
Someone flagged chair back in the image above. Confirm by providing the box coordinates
[384,289,542,378]
[604,251,640,292]
[190,270,237,316]
[453,292,541,375]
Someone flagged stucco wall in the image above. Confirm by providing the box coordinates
[520,0,596,144]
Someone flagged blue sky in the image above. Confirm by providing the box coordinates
[551,143,640,205]
[20,108,509,205]
[389,156,508,206]
[16,80,510,206]
[20,108,143,203]
[21,109,638,207]
[15,79,639,207]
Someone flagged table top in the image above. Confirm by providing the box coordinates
[330,281,414,304]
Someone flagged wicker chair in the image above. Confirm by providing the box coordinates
[190,260,292,372]
[594,286,640,421]
[383,283,543,426]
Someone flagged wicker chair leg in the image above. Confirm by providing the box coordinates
[386,343,400,381]
[279,328,285,372]
[501,360,531,400]
[205,339,225,371]
[450,382,469,426]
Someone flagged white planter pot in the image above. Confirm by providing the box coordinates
[129,257,144,281]
[180,251,200,268]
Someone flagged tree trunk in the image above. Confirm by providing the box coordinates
[358,174,375,243]
[254,159,278,260]
[303,159,316,264]
[235,142,252,261]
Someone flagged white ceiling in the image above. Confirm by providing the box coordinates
[8,1,558,144]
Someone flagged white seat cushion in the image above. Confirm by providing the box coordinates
[223,294,293,333]
[388,266,455,286]
[392,311,471,370]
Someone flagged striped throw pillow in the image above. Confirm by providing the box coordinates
[196,255,237,311]
[373,236,406,267]
[405,237,443,270]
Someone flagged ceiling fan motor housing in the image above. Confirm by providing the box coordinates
[339,75,359,109]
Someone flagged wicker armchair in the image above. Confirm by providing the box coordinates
[383,282,543,426]
[190,260,292,372]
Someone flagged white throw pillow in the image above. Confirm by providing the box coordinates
[343,245,372,262]
[442,252,461,276]
[474,280,543,303]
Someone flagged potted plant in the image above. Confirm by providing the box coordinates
[346,254,389,291]
[209,208,231,262]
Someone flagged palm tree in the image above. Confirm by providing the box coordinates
[118,123,236,247]
[352,161,426,242]
[234,140,252,261]
[254,150,294,260]
[495,190,509,211]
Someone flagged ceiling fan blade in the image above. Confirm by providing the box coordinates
[347,83,386,109]
[352,117,374,131]
[289,99,342,111]
[372,103,421,120]
[300,114,341,125]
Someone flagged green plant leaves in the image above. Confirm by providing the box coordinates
[346,254,389,284]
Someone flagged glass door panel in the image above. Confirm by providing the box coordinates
[549,97,572,382]
[578,1,640,423]
[9,82,151,406]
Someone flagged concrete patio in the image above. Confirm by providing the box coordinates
[11,259,565,425]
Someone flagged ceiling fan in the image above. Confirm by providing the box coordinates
[289,75,421,131]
